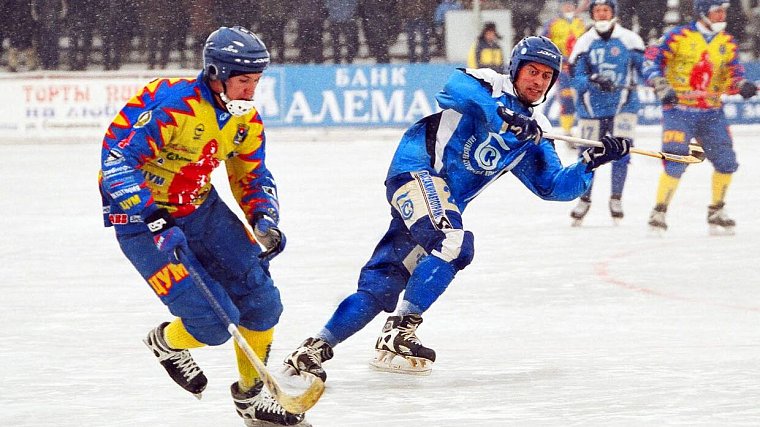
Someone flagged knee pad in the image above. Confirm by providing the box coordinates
[709,147,739,174]
[432,229,474,271]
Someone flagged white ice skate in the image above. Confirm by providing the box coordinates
[570,197,591,227]
[708,202,736,236]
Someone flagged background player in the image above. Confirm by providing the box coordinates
[281,36,631,382]
[643,0,757,235]
[99,26,307,426]
[542,0,588,136]
[567,0,645,225]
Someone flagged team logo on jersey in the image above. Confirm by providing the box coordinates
[193,124,205,140]
[134,110,153,129]
[610,46,620,57]
[395,191,415,220]
[234,124,250,145]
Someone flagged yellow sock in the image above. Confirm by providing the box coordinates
[164,318,205,350]
[560,114,574,135]
[655,172,681,206]
[711,171,732,205]
[235,327,274,391]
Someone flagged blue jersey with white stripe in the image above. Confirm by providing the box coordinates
[386,68,592,211]
[569,25,646,118]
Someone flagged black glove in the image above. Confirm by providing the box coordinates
[496,107,543,144]
[589,74,616,92]
[651,77,677,106]
[144,208,188,262]
[582,134,632,172]
[252,212,286,261]
[738,79,757,100]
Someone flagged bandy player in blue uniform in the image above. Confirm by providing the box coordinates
[282,36,631,381]
[566,0,646,226]
[99,26,308,426]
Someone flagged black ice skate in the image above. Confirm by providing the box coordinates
[143,322,207,399]
[648,204,668,235]
[570,196,591,227]
[609,195,624,225]
[283,337,334,382]
[708,202,736,235]
[370,314,436,376]
[231,382,310,427]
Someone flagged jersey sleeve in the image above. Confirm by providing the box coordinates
[225,114,280,224]
[435,68,509,133]
[100,83,187,218]
[642,28,677,84]
[511,140,592,201]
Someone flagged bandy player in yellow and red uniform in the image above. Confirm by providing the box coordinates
[99,26,309,426]
[543,0,588,135]
[643,0,757,235]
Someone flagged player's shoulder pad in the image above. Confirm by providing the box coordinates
[463,68,510,97]
[614,26,646,51]
[568,30,599,63]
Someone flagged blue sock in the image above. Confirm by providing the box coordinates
[403,255,456,313]
[321,291,383,347]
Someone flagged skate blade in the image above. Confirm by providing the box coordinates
[612,217,622,226]
[648,226,666,237]
[369,350,432,376]
[192,392,202,400]
[709,225,735,236]
[571,218,583,227]
[244,419,312,427]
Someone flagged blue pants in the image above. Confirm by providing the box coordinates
[661,107,738,177]
[116,188,283,345]
[576,116,632,198]
[323,171,474,345]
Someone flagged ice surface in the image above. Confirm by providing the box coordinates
[1,127,759,426]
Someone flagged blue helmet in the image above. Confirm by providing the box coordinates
[693,0,729,18]
[203,26,270,81]
[589,0,617,16]
[508,36,562,94]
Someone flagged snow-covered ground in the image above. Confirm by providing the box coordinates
[2,127,759,426]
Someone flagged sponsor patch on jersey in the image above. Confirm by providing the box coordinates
[234,124,250,145]
[611,46,621,57]
[108,213,128,225]
[104,149,124,166]
[193,123,205,140]
[134,110,153,128]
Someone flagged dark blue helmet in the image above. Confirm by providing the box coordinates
[693,0,729,18]
[589,0,617,16]
[508,36,563,93]
[203,26,270,81]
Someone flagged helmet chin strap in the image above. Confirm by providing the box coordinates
[217,81,255,116]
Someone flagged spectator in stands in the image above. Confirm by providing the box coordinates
[726,0,748,47]
[325,0,360,64]
[433,0,463,56]
[66,0,95,70]
[467,21,504,73]
[360,0,400,63]
[751,0,760,58]
[139,0,182,70]
[31,0,67,70]
[399,0,437,63]
[296,0,327,63]
[636,0,669,42]
[6,0,38,72]
[258,0,291,63]
[508,0,547,39]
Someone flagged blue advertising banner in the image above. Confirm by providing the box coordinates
[257,62,760,128]
[257,64,457,127]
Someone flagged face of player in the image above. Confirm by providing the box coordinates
[706,6,727,24]
[224,73,262,101]
[514,62,554,104]
[591,4,614,21]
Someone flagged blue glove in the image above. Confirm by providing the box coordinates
[252,213,286,261]
[144,208,187,262]
[738,79,757,100]
[582,134,632,172]
[589,74,616,92]
[651,77,677,106]
[496,107,543,144]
